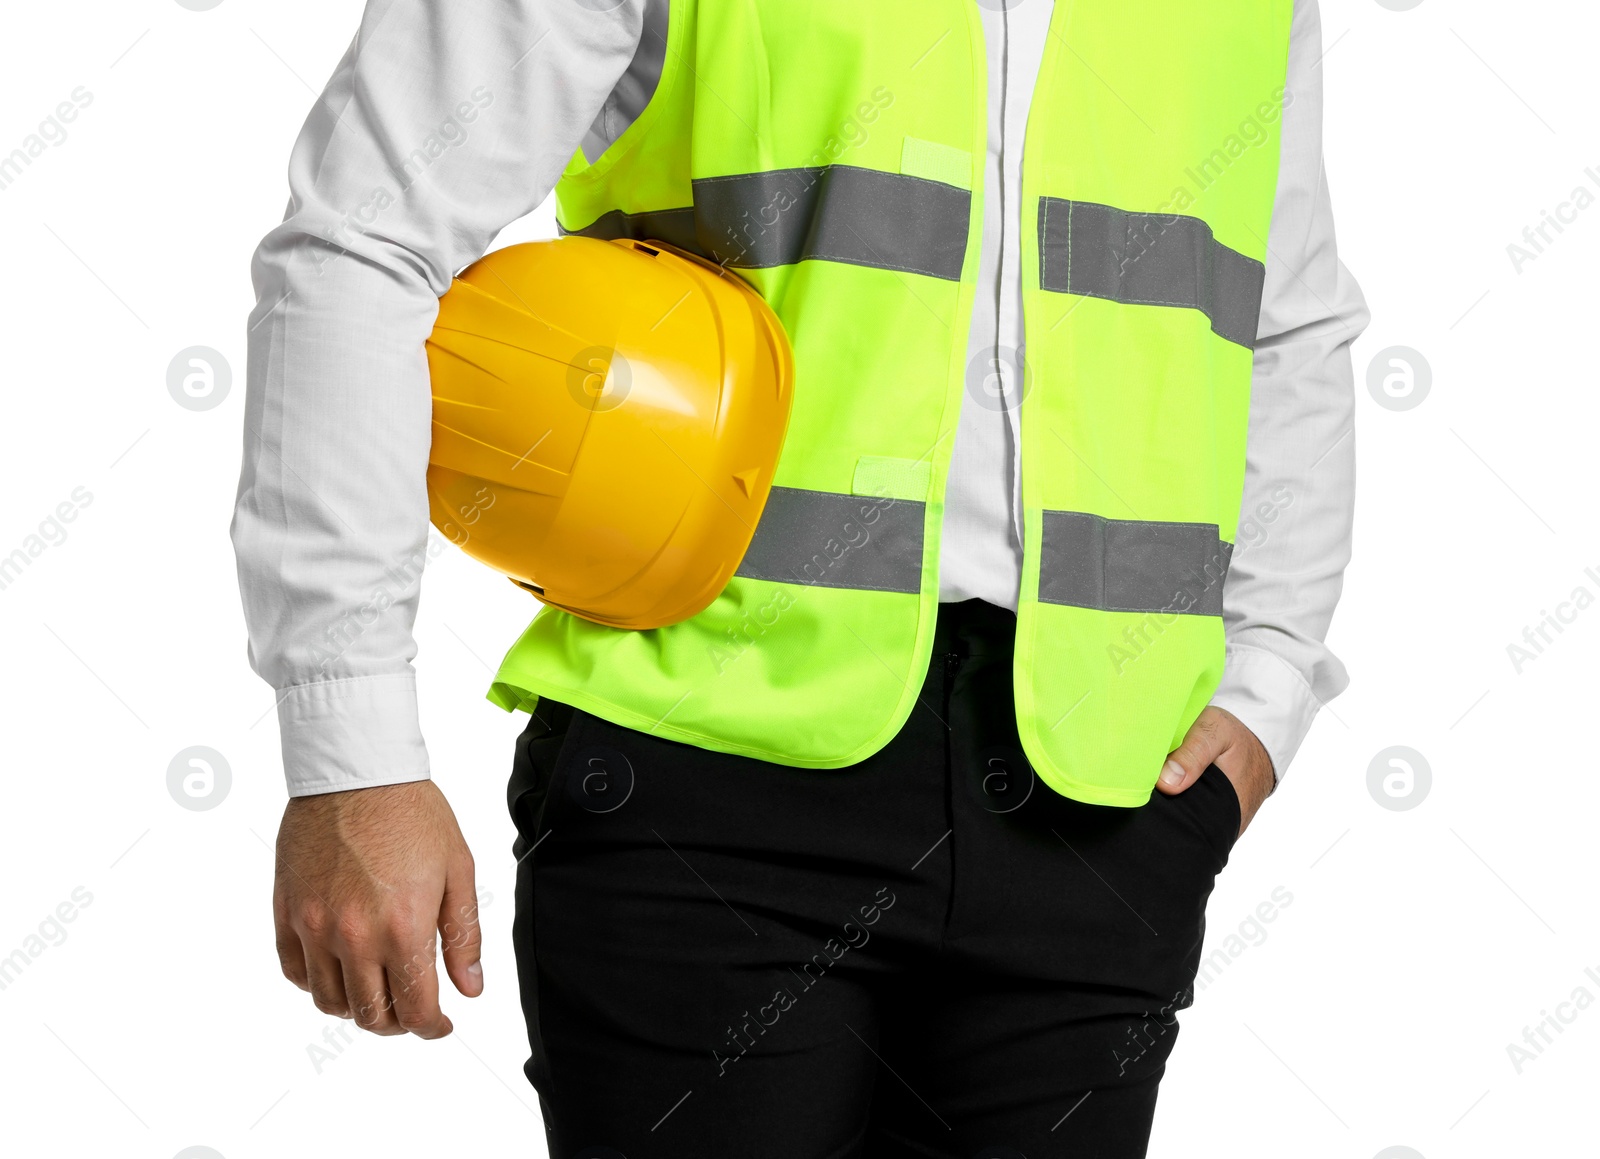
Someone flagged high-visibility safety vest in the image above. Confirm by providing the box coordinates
[487,0,1293,807]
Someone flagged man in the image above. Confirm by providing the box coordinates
[234,0,1366,1154]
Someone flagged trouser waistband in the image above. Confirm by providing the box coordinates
[932,597,1018,663]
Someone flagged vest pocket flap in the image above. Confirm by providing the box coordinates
[899,136,973,191]
[852,456,932,503]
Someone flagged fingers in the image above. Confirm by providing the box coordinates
[439,853,485,999]
[275,919,309,992]
[388,955,453,1039]
[1156,711,1226,796]
[302,941,352,1019]
[345,956,402,1036]
[298,912,451,1038]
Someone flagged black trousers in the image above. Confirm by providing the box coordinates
[508,598,1241,1159]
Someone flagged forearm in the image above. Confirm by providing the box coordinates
[234,236,439,795]
[1211,0,1370,781]
[231,0,649,796]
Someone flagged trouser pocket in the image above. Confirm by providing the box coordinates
[1192,763,1243,869]
[507,698,581,862]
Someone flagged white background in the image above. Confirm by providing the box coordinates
[0,1,1594,1156]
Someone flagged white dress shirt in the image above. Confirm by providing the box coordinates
[233,0,1367,797]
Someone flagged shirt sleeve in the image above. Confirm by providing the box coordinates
[231,0,650,797]
[1208,0,1370,783]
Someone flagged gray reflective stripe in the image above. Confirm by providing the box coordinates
[562,206,700,255]
[734,485,924,594]
[1038,511,1233,616]
[564,166,970,281]
[1037,198,1265,349]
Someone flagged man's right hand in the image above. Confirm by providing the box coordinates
[273,780,482,1039]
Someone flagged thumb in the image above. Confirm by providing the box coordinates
[438,852,484,998]
[1156,715,1224,796]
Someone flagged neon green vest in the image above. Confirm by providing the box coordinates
[488,0,1293,806]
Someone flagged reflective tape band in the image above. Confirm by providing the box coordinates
[566,165,971,281]
[734,485,925,594]
[562,206,700,256]
[1038,511,1233,616]
[1037,198,1265,349]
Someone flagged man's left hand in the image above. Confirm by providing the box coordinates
[1155,707,1275,839]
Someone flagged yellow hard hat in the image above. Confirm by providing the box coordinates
[425,236,795,629]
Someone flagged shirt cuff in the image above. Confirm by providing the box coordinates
[1208,644,1325,784]
[275,673,431,797]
